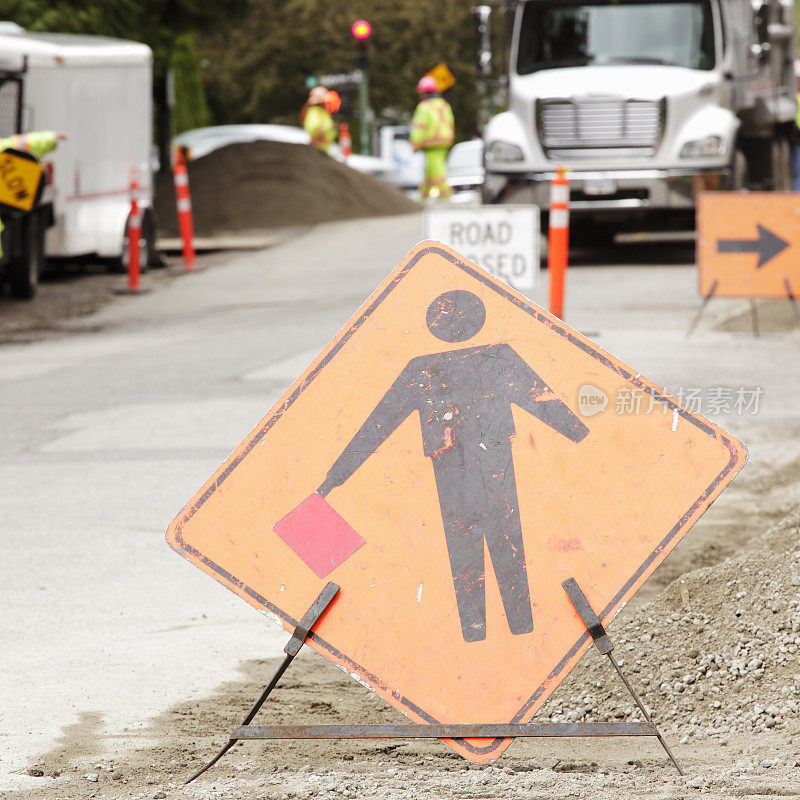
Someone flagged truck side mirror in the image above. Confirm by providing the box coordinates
[472,5,493,78]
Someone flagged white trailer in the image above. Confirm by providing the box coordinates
[0,22,153,297]
[479,0,797,241]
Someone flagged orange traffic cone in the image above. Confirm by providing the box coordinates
[548,166,570,320]
[339,123,352,160]
[126,179,143,293]
[172,149,196,273]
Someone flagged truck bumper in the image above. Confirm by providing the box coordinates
[485,167,731,212]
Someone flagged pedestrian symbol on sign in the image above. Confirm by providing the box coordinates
[297,289,588,642]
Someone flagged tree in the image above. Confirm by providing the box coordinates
[172,34,211,135]
[197,0,479,141]
[4,0,244,167]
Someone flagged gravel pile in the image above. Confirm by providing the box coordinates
[541,510,800,748]
[154,140,418,237]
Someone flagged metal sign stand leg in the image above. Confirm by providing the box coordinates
[185,578,684,783]
[185,581,340,785]
[686,279,718,339]
[785,279,800,330]
[750,299,760,337]
[561,578,684,775]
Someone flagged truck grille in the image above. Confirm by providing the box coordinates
[537,98,664,160]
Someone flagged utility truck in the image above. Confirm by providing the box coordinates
[478,0,797,240]
[0,23,153,298]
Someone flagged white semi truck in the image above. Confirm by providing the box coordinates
[0,23,153,298]
[479,0,797,240]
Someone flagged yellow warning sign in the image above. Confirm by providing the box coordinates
[0,148,43,214]
[425,63,456,93]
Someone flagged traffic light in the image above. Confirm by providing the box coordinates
[352,19,371,70]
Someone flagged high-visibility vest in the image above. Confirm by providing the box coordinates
[303,105,336,151]
[409,97,455,150]
[0,130,59,160]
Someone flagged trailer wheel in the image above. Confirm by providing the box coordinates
[9,210,45,300]
[113,208,155,274]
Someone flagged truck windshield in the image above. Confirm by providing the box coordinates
[517,0,715,74]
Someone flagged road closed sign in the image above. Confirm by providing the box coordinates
[424,205,538,291]
[0,148,44,214]
[167,242,746,764]
[697,192,800,298]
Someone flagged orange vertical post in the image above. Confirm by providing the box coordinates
[173,150,196,273]
[548,166,570,319]
[127,179,142,293]
[339,123,352,160]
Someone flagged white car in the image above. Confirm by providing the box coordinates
[172,124,310,160]
[447,139,484,193]
[329,147,394,179]
[173,124,393,179]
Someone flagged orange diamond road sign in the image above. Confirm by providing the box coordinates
[0,148,44,214]
[697,192,800,298]
[166,242,746,763]
[425,62,456,93]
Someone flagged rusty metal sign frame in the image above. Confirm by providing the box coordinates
[185,576,683,784]
[686,277,800,338]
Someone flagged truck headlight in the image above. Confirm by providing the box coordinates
[679,136,727,158]
[486,141,524,163]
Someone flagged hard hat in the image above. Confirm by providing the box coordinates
[417,76,438,94]
[325,90,342,113]
[309,85,328,105]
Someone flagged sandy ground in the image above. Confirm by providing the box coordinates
[2,219,799,799]
[11,652,800,800]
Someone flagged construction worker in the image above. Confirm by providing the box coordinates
[0,130,66,258]
[302,86,337,153]
[410,76,455,200]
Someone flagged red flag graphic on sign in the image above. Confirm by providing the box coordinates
[274,492,365,578]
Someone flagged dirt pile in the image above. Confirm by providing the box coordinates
[154,141,418,237]
[541,507,800,750]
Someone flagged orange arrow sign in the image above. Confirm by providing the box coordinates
[698,192,800,298]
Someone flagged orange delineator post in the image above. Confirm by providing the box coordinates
[127,179,142,293]
[548,166,570,320]
[339,123,352,159]
[173,150,196,272]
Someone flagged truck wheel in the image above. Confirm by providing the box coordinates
[9,210,45,300]
[113,208,155,274]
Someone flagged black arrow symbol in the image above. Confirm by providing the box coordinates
[717,224,789,269]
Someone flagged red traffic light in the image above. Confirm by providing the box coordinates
[352,19,371,39]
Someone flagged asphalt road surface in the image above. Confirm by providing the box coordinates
[2,215,799,798]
